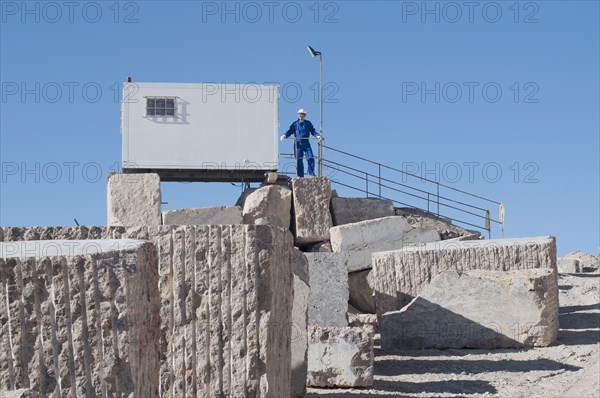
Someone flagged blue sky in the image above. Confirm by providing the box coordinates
[1,0,598,256]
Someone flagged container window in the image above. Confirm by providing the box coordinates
[146,97,176,117]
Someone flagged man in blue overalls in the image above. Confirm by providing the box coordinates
[280,108,321,177]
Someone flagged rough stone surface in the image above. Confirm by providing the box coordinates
[0,389,38,398]
[307,326,374,387]
[330,197,395,226]
[372,236,558,316]
[561,251,599,272]
[107,173,162,227]
[1,225,294,398]
[380,268,559,350]
[305,253,349,328]
[557,257,581,273]
[0,239,160,397]
[242,185,292,229]
[330,218,440,273]
[348,269,376,314]
[292,177,333,245]
[306,241,333,253]
[348,313,379,333]
[395,207,483,240]
[330,216,412,252]
[235,187,258,207]
[291,249,309,398]
[162,206,242,225]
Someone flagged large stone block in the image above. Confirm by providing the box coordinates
[305,253,349,328]
[307,326,374,387]
[330,217,439,273]
[557,257,580,273]
[162,206,242,225]
[561,251,599,272]
[330,216,412,252]
[243,185,292,229]
[372,236,557,316]
[380,268,559,350]
[0,239,160,397]
[291,249,309,398]
[292,177,333,245]
[330,197,395,226]
[1,225,294,398]
[348,269,376,314]
[107,173,161,226]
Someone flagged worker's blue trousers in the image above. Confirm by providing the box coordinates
[295,143,315,177]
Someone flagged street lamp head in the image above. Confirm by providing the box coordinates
[307,45,321,58]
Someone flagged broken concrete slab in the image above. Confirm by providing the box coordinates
[307,326,374,387]
[107,173,162,226]
[330,197,395,226]
[305,252,349,328]
[348,269,376,314]
[292,177,333,245]
[557,257,581,273]
[243,185,292,229]
[0,239,160,397]
[380,268,559,350]
[372,236,558,316]
[291,248,309,398]
[162,205,242,225]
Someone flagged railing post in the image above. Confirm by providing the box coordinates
[436,183,440,216]
[365,173,369,198]
[378,163,382,198]
[427,193,430,212]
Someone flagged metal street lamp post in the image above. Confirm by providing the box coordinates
[307,45,323,177]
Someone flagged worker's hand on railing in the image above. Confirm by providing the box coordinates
[317,135,323,142]
[280,134,286,141]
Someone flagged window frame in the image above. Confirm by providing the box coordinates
[145,96,177,117]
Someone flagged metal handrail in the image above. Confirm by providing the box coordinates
[278,142,503,237]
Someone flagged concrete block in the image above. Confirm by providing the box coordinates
[292,177,333,245]
[0,389,38,398]
[348,269,376,314]
[330,197,395,226]
[305,253,349,328]
[162,206,242,225]
[561,251,599,272]
[307,326,374,387]
[291,249,309,398]
[557,257,581,273]
[243,185,292,229]
[107,173,161,227]
[380,268,559,350]
[372,236,557,316]
[0,239,160,397]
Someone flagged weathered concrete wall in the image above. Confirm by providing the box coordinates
[372,236,557,316]
[107,173,162,227]
[292,177,333,246]
[330,197,395,226]
[162,206,242,225]
[307,326,374,387]
[0,239,160,397]
[380,268,559,350]
[1,225,294,398]
[305,253,349,328]
[243,185,292,229]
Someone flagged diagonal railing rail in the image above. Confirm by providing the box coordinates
[279,142,504,237]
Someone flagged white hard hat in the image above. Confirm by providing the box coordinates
[297,108,307,114]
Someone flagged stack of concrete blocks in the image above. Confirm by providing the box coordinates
[1,225,295,398]
[372,236,560,350]
[0,239,160,397]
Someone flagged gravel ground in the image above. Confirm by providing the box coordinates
[308,271,600,398]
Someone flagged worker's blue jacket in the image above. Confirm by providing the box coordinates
[284,119,319,147]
